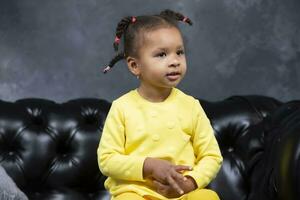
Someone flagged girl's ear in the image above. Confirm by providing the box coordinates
[126,56,141,76]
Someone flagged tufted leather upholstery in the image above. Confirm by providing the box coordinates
[0,96,299,200]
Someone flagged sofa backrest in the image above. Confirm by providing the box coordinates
[0,98,111,199]
[0,95,282,200]
[199,95,282,200]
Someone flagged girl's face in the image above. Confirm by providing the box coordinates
[130,27,187,92]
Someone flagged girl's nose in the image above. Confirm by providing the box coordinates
[169,56,180,67]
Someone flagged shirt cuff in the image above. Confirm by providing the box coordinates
[183,170,210,189]
[129,156,147,182]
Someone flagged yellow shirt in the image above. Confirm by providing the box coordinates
[97,87,223,200]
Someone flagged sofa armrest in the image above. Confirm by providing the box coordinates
[276,116,300,200]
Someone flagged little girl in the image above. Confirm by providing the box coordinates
[97,9,223,200]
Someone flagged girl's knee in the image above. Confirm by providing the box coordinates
[187,188,220,200]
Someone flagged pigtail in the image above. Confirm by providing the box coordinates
[159,9,193,26]
[102,52,125,74]
[113,16,137,51]
[103,16,137,74]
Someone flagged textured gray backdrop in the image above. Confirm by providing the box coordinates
[0,0,299,103]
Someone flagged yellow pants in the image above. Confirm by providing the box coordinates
[113,189,220,200]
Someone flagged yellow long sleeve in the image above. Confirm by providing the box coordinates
[97,101,147,182]
[183,100,223,189]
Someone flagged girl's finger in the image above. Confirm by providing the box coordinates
[171,168,187,182]
[153,180,168,195]
[167,175,184,195]
[153,172,167,184]
[174,165,193,172]
[153,180,165,189]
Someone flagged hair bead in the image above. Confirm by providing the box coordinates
[131,16,137,23]
[114,36,121,44]
[103,66,111,74]
[102,52,125,73]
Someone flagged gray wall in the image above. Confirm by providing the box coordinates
[0,0,299,103]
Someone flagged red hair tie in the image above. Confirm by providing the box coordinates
[131,16,137,23]
[114,36,120,44]
[182,16,188,22]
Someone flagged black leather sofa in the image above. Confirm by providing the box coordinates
[0,95,299,200]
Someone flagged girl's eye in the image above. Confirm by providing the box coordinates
[177,50,185,55]
[155,50,184,57]
[156,52,167,57]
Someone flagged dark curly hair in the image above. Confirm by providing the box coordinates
[102,9,193,74]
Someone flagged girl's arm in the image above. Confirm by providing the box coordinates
[97,101,147,182]
[183,100,223,189]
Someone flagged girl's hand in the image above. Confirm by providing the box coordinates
[153,180,182,198]
[153,176,197,198]
[143,157,192,195]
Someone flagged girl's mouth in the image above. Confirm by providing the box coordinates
[166,72,181,81]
